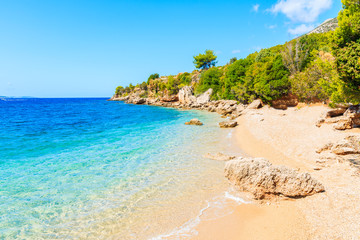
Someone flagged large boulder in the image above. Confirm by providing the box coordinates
[219,121,238,128]
[185,118,203,126]
[178,86,196,105]
[247,99,263,109]
[196,88,213,105]
[225,158,325,199]
[344,104,360,126]
[270,94,298,110]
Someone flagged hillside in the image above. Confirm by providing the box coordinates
[112,2,360,107]
[308,18,338,35]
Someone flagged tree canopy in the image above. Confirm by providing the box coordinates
[193,50,217,70]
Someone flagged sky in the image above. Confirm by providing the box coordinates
[0,0,342,97]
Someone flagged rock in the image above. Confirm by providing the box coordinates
[219,121,238,128]
[178,86,196,105]
[126,97,146,104]
[316,143,334,153]
[344,104,360,126]
[325,108,347,118]
[196,88,213,105]
[331,136,360,155]
[247,99,263,109]
[333,118,353,130]
[185,118,203,126]
[316,118,325,127]
[204,152,236,161]
[270,94,298,110]
[160,95,179,102]
[224,158,325,199]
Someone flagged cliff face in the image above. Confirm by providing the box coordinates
[308,18,338,35]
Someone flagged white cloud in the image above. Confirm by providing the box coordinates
[267,24,277,29]
[288,24,315,35]
[270,0,332,23]
[253,4,260,12]
[232,50,241,54]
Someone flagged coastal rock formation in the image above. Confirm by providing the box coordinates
[316,105,360,130]
[316,135,360,156]
[204,152,236,161]
[196,88,213,105]
[178,86,196,105]
[247,99,263,109]
[127,97,146,105]
[219,121,238,128]
[344,104,360,125]
[225,158,325,199]
[185,118,203,126]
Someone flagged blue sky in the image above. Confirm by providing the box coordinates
[0,0,342,97]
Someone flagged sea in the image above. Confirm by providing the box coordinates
[0,98,247,239]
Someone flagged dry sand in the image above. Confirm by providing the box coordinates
[193,105,360,240]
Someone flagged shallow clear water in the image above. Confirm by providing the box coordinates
[0,98,236,239]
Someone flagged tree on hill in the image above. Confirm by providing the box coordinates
[229,57,237,64]
[115,86,124,96]
[147,73,160,84]
[193,50,217,70]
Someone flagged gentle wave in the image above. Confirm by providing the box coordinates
[151,191,251,240]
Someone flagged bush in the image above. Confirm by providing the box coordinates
[246,54,290,103]
[147,73,160,84]
[195,67,223,99]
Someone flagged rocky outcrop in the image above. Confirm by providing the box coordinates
[185,119,203,126]
[225,157,325,199]
[344,104,360,126]
[316,105,360,130]
[219,121,238,128]
[160,95,179,102]
[178,86,197,105]
[204,152,236,161]
[247,99,263,109]
[317,135,360,156]
[126,96,146,104]
[196,88,213,105]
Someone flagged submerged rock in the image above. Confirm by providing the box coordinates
[185,118,203,126]
[219,121,238,128]
[224,157,325,199]
[204,152,236,161]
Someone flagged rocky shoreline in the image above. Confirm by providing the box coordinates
[109,87,360,201]
[109,86,260,128]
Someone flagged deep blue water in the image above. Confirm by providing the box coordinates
[0,98,227,239]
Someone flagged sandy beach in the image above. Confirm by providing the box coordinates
[194,105,360,240]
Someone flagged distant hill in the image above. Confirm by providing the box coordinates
[308,18,338,35]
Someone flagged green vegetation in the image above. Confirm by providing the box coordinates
[193,50,217,70]
[115,0,360,106]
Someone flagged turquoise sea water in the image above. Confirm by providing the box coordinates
[0,98,234,239]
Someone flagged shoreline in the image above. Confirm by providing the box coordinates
[193,105,360,239]
[112,99,360,239]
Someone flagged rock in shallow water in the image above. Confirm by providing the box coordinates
[224,157,325,199]
[185,118,203,126]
